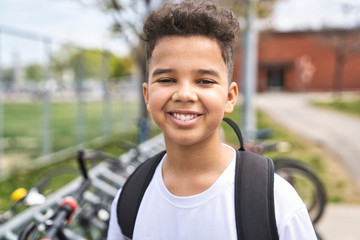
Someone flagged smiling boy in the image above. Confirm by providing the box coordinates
[107,1,317,239]
[143,34,238,197]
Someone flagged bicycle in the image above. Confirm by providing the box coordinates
[68,140,165,240]
[274,158,327,225]
[243,131,327,225]
[74,149,129,240]
[273,156,326,240]
[14,149,130,240]
[0,167,79,225]
[17,150,91,240]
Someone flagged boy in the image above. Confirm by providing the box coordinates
[107,1,317,239]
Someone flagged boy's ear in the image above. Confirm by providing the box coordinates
[142,82,150,111]
[224,82,238,114]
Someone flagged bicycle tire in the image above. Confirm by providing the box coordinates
[273,157,327,224]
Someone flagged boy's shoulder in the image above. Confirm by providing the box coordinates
[273,174,307,219]
[116,150,166,238]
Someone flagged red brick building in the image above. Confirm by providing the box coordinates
[233,28,360,92]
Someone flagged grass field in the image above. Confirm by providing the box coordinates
[1,100,139,168]
[312,96,360,118]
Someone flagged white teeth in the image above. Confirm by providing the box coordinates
[173,113,197,121]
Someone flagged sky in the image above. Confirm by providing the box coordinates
[0,0,118,49]
[0,0,359,66]
[272,0,360,30]
[0,0,131,66]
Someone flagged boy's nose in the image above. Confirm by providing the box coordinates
[172,82,198,102]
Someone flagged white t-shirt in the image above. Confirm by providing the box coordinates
[107,147,317,240]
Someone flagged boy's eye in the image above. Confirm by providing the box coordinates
[156,78,175,84]
[197,79,216,85]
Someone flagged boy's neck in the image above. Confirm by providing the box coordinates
[161,133,234,196]
[164,134,225,169]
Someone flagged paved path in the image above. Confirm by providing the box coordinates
[256,92,360,240]
[316,204,360,240]
[256,92,360,187]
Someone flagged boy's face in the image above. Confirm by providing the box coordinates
[143,35,238,146]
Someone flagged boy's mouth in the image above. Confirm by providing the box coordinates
[169,112,202,121]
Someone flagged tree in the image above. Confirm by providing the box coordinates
[69,49,104,80]
[51,44,134,83]
[51,43,78,84]
[214,0,278,19]
[25,63,44,82]
[110,55,134,80]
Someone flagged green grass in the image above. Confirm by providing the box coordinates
[2,100,139,160]
[312,97,360,118]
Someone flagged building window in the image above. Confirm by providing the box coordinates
[267,68,284,91]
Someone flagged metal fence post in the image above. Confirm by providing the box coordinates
[42,38,52,156]
[76,50,86,146]
[0,27,3,175]
[102,50,111,137]
[242,0,259,142]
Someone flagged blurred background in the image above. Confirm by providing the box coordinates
[0,0,360,239]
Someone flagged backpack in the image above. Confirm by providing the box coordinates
[116,118,279,240]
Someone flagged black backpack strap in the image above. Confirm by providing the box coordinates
[235,150,279,240]
[117,150,166,239]
[224,117,278,239]
[223,117,245,151]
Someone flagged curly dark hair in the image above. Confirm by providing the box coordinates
[143,0,240,79]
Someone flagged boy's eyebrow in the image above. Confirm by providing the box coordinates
[151,68,221,78]
[197,69,221,78]
[152,68,175,77]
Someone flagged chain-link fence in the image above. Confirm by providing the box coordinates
[0,25,141,177]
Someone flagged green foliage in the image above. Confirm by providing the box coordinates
[25,63,44,82]
[51,43,78,82]
[312,97,360,117]
[215,0,277,19]
[110,55,134,79]
[256,0,277,18]
[70,49,104,80]
[50,44,134,83]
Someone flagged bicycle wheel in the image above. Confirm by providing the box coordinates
[273,158,327,224]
